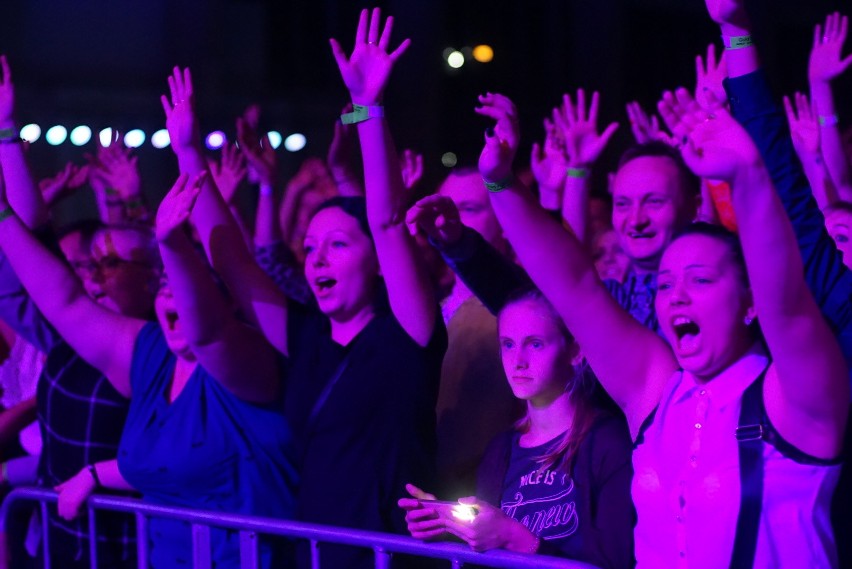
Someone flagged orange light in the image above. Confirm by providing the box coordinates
[472,45,494,63]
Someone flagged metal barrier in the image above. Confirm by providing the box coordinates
[0,487,600,569]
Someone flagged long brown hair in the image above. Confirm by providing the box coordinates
[500,288,599,474]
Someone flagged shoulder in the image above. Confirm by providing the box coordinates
[581,414,633,472]
[130,322,169,389]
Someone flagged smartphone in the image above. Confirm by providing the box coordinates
[421,500,479,522]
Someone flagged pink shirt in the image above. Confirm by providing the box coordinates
[632,346,840,569]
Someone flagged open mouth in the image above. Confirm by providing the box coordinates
[672,316,701,353]
[314,276,338,292]
[165,310,179,331]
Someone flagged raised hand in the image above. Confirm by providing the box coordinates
[405,194,463,247]
[695,44,728,110]
[552,89,619,168]
[476,93,520,183]
[39,162,88,206]
[329,7,411,105]
[658,87,760,182]
[626,101,677,146]
[784,92,820,157]
[0,56,14,127]
[91,139,142,199]
[160,67,200,153]
[237,116,278,188]
[809,12,852,83]
[208,143,247,204]
[54,468,97,521]
[399,148,424,190]
[531,118,568,193]
[155,172,205,243]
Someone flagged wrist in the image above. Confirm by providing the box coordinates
[538,187,562,210]
[0,120,15,131]
[719,21,751,38]
[504,518,539,553]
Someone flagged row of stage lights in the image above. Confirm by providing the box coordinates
[17,124,307,152]
[444,44,494,69]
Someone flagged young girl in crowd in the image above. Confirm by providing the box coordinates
[400,287,633,569]
[472,83,848,568]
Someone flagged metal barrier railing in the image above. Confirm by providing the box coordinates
[0,487,600,569]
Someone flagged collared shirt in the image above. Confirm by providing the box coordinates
[603,269,659,332]
[0,247,135,564]
[633,346,840,568]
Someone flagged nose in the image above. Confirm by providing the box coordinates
[668,278,690,306]
[82,276,104,300]
[513,347,529,370]
[628,204,649,229]
[311,242,329,267]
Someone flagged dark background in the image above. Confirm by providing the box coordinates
[0,0,849,221]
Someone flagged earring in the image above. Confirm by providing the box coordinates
[744,315,754,326]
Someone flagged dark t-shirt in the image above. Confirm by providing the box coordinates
[285,303,447,568]
[477,415,635,569]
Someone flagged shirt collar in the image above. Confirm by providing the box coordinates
[675,342,769,408]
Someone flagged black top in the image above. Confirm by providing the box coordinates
[285,302,447,568]
[476,415,635,569]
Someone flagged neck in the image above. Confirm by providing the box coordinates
[446,275,473,304]
[526,391,576,442]
[330,304,376,345]
[630,256,659,275]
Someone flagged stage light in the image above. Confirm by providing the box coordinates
[205,131,226,150]
[441,152,458,168]
[99,127,113,146]
[45,126,67,146]
[69,126,92,146]
[20,124,41,143]
[447,50,465,69]
[124,129,146,148]
[473,45,494,63]
[151,129,170,149]
[267,131,282,150]
[284,133,306,152]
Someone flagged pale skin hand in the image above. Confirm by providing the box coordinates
[155,172,205,244]
[90,139,142,200]
[704,0,751,33]
[808,13,852,83]
[530,118,568,201]
[207,143,247,205]
[695,43,728,111]
[442,497,538,553]
[398,483,446,541]
[784,92,820,157]
[625,101,677,146]
[477,93,520,183]
[54,467,97,521]
[237,117,278,188]
[330,8,411,105]
[399,148,424,190]
[39,162,89,206]
[551,89,619,168]
[404,194,463,247]
[160,67,200,153]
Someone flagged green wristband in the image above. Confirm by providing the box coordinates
[126,198,144,209]
[0,127,16,140]
[341,104,385,125]
[566,167,590,179]
[818,115,839,127]
[722,34,753,49]
[0,208,15,223]
[483,177,513,193]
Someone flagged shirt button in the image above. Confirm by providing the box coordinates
[676,515,683,523]
[680,551,686,558]
[695,422,702,429]
[690,455,697,464]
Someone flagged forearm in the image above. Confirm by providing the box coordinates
[561,176,590,242]
[94,460,135,492]
[810,81,852,190]
[0,397,36,448]
[0,124,48,228]
[254,190,281,247]
[719,19,759,79]
[357,118,406,232]
[331,171,364,197]
[798,150,839,208]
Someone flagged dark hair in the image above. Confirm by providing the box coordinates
[498,287,598,474]
[671,222,749,287]
[618,141,701,199]
[824,200,852,216]
[313,196,372,241]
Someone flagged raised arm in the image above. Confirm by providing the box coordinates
[783,91,840,208]
[330,8,436,345]
[0,167,142,397]
[155,173,279,403]
[161,67,290,355]
[0,56,48,229]
[661,90,848,457]
[808,12,852,200]
[476,93,676,432]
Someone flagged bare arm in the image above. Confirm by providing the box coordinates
[476,92,676,432]
[330,8,436,346]
[0,397,36,449]
[155,173,279,403]
[161,68,290,355]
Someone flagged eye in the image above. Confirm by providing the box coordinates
[303,244,315,254]
[835,235,849,244]
[647,197,666,207]
[530,340,544,349]
[500,339,514,350]
[614,200,628,210]
[693,276,713,285]
[331,240,348,249]
[657,281,672,291]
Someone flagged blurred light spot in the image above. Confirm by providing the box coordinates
[124,129,146,148]
[20,124,41,143]
[472,45,494,63]
[45,126,67,146]
[69,126,92,146]
[205,131,226,150]
[267,131,282,150]
[441,152,458,168]
[99,128,113,146]
[284,133,306,152]
[151,129,170,149]
[447,50,465,69]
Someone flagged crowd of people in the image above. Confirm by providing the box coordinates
[0,0,849,567]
